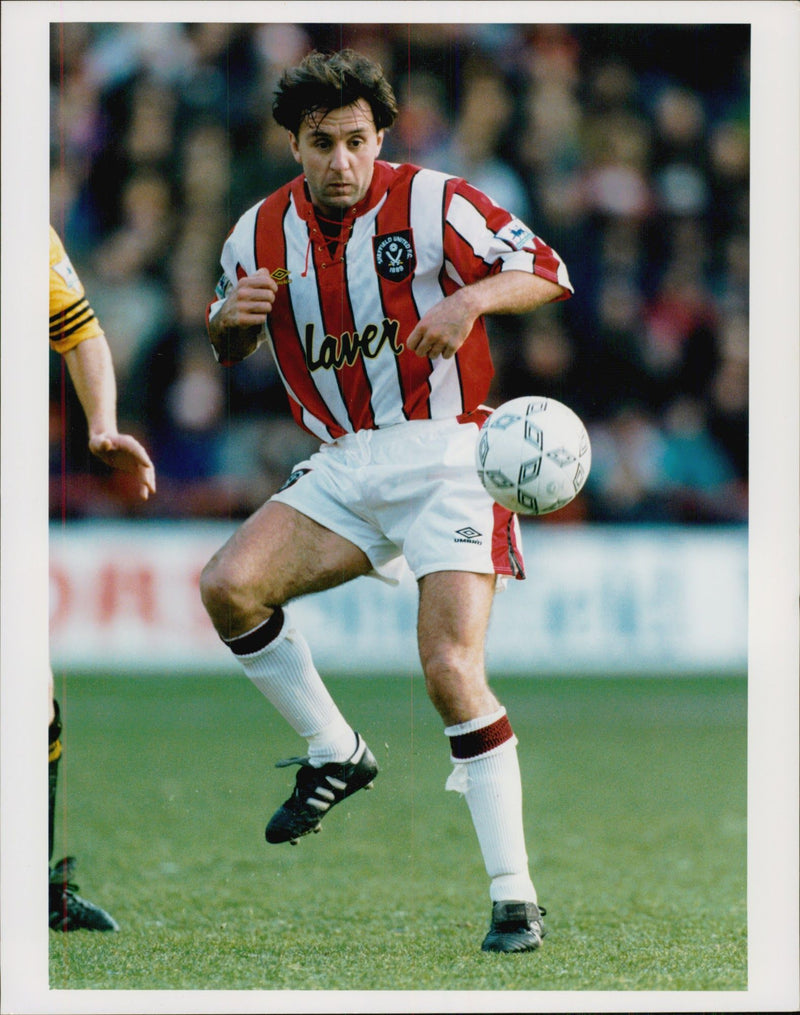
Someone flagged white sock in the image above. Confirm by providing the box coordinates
[445,709,537,905]
[228,611,356,767]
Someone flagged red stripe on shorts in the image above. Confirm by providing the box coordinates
[491,503,526,580]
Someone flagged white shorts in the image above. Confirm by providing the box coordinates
[271,417,525,585]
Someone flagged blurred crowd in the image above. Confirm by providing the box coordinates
[50,21,749,525]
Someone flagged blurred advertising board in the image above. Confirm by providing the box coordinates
[49,521,747,676]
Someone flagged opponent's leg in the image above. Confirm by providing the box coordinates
[417,571,545,952]
[200,501,378,842]
[49,686,61,865]
[48,676,118,932]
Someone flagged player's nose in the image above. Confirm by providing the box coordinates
[329,143,350,170]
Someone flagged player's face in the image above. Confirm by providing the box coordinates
[289,99,384,216]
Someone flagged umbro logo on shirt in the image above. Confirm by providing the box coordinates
[454,527,483,545]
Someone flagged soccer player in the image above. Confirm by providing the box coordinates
[201,49,572,953]
[49,225,156,930]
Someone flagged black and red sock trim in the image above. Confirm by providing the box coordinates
[225,608,285,656]
[448,713,514,760]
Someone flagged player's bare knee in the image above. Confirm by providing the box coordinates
[201,556,248,629]
[422,646,496,724]
[422,642,469,680]
[423,649,467,705]
[200,552,283,637]
[200,557,229,623]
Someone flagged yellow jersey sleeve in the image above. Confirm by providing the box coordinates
[49,225,104,354]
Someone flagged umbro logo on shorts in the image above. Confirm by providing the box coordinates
[454,526,483,545]
[278,467,311,492]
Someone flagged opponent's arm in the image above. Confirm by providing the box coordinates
[208,268,278,365]
[406,270,566,360]
[63,335,156,499]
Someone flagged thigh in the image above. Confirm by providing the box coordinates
[372,419,525,583]
[417,570,500,724]
[272,447,405,582]
[209,500,373,607]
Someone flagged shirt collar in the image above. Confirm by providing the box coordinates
[291,160,394,222]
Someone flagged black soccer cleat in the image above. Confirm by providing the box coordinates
[49,856,119,932]
[265,733,378,845]
[481,900,547,953]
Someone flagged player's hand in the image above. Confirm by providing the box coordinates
[405,292,476,360]
[221,268,279,328]
[88,432,157,500]
[210,268,277,364]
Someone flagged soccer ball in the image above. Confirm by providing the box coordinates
[475,396,591,515]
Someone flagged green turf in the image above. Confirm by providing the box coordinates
[48,673,747,992]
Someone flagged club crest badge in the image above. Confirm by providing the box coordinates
[373,230,416,282]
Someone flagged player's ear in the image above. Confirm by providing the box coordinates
[288,132,302,164]
[375,129,385,155]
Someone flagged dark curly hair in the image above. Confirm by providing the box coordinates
[272,49,399,135]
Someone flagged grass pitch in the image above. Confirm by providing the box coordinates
[48,672,747,994]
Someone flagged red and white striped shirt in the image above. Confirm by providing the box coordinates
[208,160,572,441]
